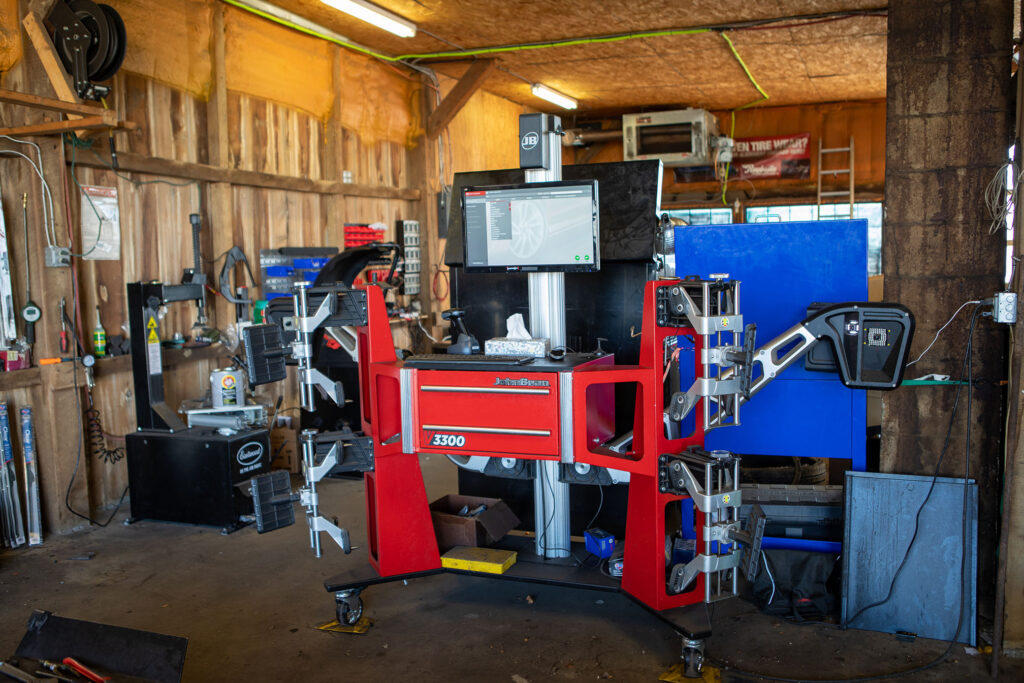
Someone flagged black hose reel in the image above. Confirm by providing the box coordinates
[46,0,126,101]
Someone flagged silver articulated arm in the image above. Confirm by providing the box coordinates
[670,302,915,428]
[696,322,818,427]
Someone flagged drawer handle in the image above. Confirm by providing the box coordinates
[420,385,550,395]
[422,424,551,437]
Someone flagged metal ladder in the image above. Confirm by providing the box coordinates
[817,136,855,219]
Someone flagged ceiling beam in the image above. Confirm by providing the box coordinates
[426,59,496,140]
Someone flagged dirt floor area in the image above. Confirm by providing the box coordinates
[1,454,1020,682]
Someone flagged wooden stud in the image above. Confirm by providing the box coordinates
[426,59,495,140]
[206,1,234,330]
[21,10,79,113]
[322,46,347,248]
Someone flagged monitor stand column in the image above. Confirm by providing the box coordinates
[529,270,569,559]
[524,115,570,560]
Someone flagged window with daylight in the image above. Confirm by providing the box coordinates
[663,207,734,226]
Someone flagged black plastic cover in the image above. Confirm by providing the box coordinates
[242,324,288,386]
[803,303,915,390]
[250,470,295,533]
[17,610,187,683]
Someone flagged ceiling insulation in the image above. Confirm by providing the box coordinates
[262,0,888,113]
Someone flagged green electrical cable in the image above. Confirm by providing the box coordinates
[393,28,711,60]
[221,0,397,61]
[718,32,770,206]
[65,134,202,258]
[720,32,770,106]
[69,140,104,259]
[223,0,713,62]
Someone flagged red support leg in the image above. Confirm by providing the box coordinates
[621,473,706,610]
[364,453,441,576]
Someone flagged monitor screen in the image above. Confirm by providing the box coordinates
[462,181,599,273]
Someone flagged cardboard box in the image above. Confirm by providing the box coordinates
[429,494,519,552]
[270,426,300,473]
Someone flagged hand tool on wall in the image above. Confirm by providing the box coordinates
[0,188,17,347]
[58,298,69,354]
[38,355,95,368]
[19,195,41,347]
[181,214,218,343]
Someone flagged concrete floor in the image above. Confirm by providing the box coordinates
[1,454,1020,682]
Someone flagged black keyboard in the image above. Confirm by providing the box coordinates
[404,353,536,368]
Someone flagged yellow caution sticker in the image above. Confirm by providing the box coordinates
[147,316,157,330]
[148,328,159,344]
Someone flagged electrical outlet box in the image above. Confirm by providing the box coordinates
[995,292,1017,324]
[44,246,71,268]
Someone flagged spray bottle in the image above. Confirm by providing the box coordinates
[93,306,107,358]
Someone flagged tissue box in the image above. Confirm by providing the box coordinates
[485,337,551,358]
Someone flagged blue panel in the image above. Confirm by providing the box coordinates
[706,379,866,468]
[762,538,842,553]
[674,220,868,465]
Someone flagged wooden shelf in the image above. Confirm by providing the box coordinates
[93,343,229,378]
[69,151,421,201]
[0,367,42,391]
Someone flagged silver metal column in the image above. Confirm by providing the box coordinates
[525,123,570,559]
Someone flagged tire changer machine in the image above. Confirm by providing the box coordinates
[242,114,915,678]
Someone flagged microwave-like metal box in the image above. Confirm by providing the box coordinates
[622,108,720,167]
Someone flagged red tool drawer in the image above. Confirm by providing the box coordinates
[413,369,560,458]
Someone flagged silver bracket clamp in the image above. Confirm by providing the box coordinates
[662,456,740,512]
[302,366,344,407]
[306,441,340,483]
[659,448,748,601]
[667,377,742,424]
[297,291,334,333]
[300,428,351,557]
[309,514,351,554]
[666,284,743,335]
[668,550,741,595]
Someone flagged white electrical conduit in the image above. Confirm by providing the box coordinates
[0,140,60,248]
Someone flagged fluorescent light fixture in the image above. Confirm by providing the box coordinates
[531,83,577,110]
[320,0,417,38]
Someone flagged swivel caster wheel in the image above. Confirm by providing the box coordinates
[681,637,705,679]
[335,589,364,626]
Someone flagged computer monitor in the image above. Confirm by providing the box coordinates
[462,180,599,273]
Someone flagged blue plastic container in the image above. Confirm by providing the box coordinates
[584,528,615,558]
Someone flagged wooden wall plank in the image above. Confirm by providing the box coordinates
[1,0,428,536]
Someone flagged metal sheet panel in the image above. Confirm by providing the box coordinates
[841,471,977,645]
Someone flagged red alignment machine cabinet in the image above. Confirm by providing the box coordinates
[355,280,708,612]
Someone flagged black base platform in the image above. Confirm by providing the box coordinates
[323,535,711,640]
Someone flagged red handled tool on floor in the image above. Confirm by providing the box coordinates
[62,657,109,683]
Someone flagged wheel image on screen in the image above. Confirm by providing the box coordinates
[510,200,546,258]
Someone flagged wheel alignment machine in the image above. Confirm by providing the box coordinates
[244,114,915,678]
